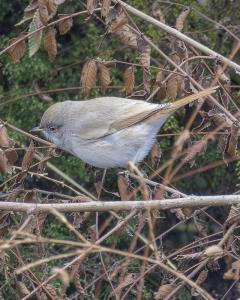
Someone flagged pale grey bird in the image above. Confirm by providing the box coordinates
[32,88,216,168]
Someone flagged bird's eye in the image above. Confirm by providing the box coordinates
[49,126,56,132]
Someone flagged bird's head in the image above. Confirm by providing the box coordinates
[32,101,71,146]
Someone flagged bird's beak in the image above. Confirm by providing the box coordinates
[30,126,43,133]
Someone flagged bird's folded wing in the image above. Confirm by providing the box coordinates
[75,87,217,140]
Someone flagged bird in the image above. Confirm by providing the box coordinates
[32,88,216,168]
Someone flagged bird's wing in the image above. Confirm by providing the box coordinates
[71,97,164,140]
[73,87,217,140]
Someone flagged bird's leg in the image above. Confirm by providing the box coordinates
[97,168,107,200]
[96,168,107,240]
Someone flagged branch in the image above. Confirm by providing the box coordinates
[1,195,240,212]
[115,0,240,73]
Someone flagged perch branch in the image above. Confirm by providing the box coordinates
[1,195,240,212]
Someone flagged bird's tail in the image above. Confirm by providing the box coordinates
[160,86,217,114]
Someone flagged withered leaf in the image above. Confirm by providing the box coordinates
[0,125,17,174]
[87,0,98,14]
[155,71,164,86]
[44,27,57,62]
[28,10,43,57]
[143,67,151,92]
[110,12,128,33]
[81,59,97,96]
[183,138,208,167]
[123,65,135,94]
[166,75,178,100]
[101,0,111,18]
[98,63,111,94]
[47,0,58,18]
[38,0,49,25]
[191,270,208,296]
[176,7,190,32]
[138,38,151,68]
[22,140,35,172]
[16,281,30,298]
[8,35,26,64]
[225,121,239,159]
[58,15,73,35]
[0,151,10,174]
[117,174,134,201]
[114,25,138,49]
[150,142,162,168]
[0,124,9,147]
[5,148,18,165]
[173,129,190,154]
[154,284,176,300]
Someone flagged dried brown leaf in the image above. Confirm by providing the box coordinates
[8,36,26,64]
[154,284,176,300]
[138,39,151,68]
[215,63,230,84]
[225,204,240,228]
[81,59,97,96]
[101,0,111,18]
[44,284,60,299]
[123,65,135,94]
[47,0,58,17]
[0,124,9,147]
[5,148,18,165]
[0,151,10,174]
[173,129,190,154]
[143,67,151,92]
[225,121,239,159]
[150,142,162,168]
[113,274,136,297]
[28,10,43,57]
[196,269,208,285]
[183,137,208,167]
[22,140,35,172]
[114,25,138,48]
[87,0,98,14]
[111,12,128,32]
[117,174,134,201]
[38,0,49,25]
[74,273,84,294]
[58,15,73,35]
[16,280,30,298]
[176,7,190,32]
[98,63,111,93]
[191,269,208,296]
[155,71,165,86]
[44,27,57,62]
[166,75,178,100]
[193,215,208,237]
